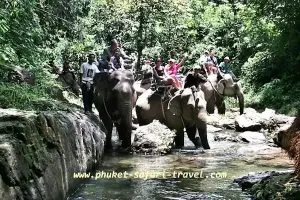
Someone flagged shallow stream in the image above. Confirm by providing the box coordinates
[69,129,293,200]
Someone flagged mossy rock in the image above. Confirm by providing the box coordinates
[250,173,300,200]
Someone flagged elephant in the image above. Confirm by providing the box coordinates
[200,74,244,115]
[93,70,137,149]
[135,86,210,149]
[56,71,80,96]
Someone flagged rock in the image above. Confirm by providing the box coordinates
[7,66,36,85]
[132,120,176,155]
[238,131,266,144]
[234,170,294,191]
[207,125,222,133]
[235,114,262,132]
[0,108,106,200]
[213,133,239,142]
[207,114,236,129]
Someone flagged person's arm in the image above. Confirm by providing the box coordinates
[120,48,131,60]
[94,64,100,73]
[214,57,219,68]
[110,57,117,70]
[79,64,84,83]
[164,65,170,77]
[177,53,189,68]
[120,58,125,70]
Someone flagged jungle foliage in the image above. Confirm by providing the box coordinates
[0,0,299,114]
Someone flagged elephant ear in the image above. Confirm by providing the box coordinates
[167,92,182,116]
[181,88,196,108]
[223,74,234,87]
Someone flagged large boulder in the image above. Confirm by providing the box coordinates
[7,66,36,85]
[0,108,106,200]
[238,131,266,144]
[132,120,176,155]
[234,170,294,191]
[235,108,295,132]
[235,108,263,132]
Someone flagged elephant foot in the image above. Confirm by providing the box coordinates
[174,136,184,148]
[193,137,202,148]
[202,143,210,149]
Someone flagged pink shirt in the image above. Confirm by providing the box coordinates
[166,64,180,75]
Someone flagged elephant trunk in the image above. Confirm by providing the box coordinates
[118,99,133,147]
[237,92,244,115]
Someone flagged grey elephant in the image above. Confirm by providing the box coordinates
[56,71,80,96]
[200,74,244,115]
[93,70,137,149]
[135,86,210,149]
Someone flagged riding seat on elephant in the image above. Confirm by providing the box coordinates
[93,70,137,149]
[135,85,210,149]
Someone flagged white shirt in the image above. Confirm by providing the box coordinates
[200,55,208,64]
[141,64,152,71]
[80,62,100,84]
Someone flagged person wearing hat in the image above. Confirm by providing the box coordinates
[164,53,188,89]
[218,56,238,81]
[184,64,208,89]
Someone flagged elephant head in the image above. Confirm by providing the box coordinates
[216,74,244,115]
[93,70,136,149]
[167,86,210,149]
[203,74,244,115]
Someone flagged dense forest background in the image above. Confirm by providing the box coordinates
[0,0,299,115]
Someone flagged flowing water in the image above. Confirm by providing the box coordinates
[69,129,293,200]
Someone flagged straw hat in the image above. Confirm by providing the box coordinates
[224,56,230,61]
[168,58,176,63]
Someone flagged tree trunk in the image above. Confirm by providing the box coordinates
[136,4,145,71]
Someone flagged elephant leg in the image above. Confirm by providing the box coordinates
[206,95,215,114]
[101,112,113,149]
[186,124,202,148]
[174,129,184,148]
[197,121,210,149]
[215,95,225,115]
[116,122,132,148]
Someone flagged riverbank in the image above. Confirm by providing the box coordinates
[70,107,295,199]
[0,108,106,200]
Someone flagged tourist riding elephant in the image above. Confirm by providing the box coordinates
[93,70,137,149]
[135,86,210,149]
[201,74,244,115]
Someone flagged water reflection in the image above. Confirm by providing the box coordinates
[69,131,293,200]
